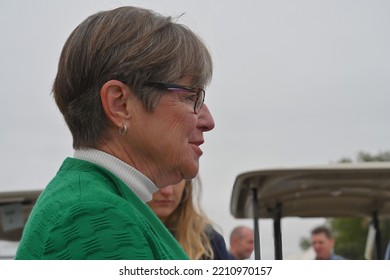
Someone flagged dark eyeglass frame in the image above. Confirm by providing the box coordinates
[144,81,205,114]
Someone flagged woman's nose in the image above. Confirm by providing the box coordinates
[158,185,174,195]
[197,103,215,132]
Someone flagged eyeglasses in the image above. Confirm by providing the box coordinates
[144,81,205,114]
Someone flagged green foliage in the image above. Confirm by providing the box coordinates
[378,220,390,258]
[337,157,352,163]
[299,237,311,250]
[356,151,390,162]
[329,217,368,259]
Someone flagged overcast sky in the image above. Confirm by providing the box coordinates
[1,0,389,259]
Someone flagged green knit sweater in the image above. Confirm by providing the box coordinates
[15,158,188,260]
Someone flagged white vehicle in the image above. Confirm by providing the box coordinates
[230,162,390,260]
[0,190,41,259]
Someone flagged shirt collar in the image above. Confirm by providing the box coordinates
[74,148,158,202]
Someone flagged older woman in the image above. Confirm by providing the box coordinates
[16,6,214,260]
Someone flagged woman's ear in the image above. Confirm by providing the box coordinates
[100,80,132,127]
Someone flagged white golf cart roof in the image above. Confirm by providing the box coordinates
[231,162,390,219]
[230,162,390,259]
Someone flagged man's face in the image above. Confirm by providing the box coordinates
[311,233,334,260]
[235,229,254,259]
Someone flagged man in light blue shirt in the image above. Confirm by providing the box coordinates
[311,226,345,260]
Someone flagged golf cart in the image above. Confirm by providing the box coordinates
[0,190,41,242]
[0,190,41,258]
[230,162,390,260]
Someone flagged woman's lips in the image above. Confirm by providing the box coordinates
[155,200,173,206]
[190,142,203,156]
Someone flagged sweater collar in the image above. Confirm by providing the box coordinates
[74,148,158,202]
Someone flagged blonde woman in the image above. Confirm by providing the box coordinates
[148,177,231,260]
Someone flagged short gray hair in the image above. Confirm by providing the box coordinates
[53,6,213,148]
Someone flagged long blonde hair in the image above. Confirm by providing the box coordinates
[163,178,214,259]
